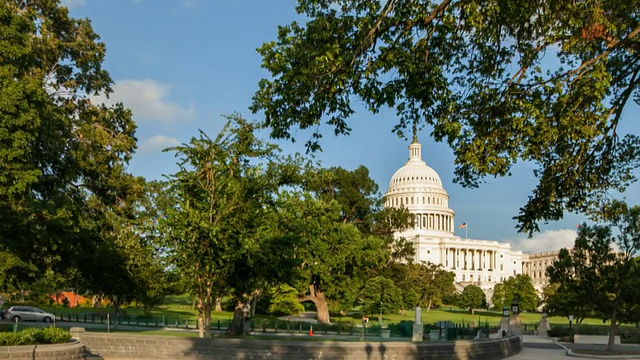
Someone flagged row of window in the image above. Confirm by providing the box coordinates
[461,270,517,282]
[447,262,504,271]
[386,195,446,207]
[391,175,439,184]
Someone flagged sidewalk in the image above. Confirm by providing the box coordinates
[560,341,640,359]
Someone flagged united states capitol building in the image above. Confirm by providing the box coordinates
[383,134,558,294]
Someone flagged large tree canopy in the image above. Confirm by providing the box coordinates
[252,0,640,234]
[0,0,137,272]
[547,207,640,350]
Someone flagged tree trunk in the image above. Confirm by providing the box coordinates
[250,292,259,317]
[471,308,475,315]
[227,299,249,335]
[427,299,433,312]
[203,302,212,338]
[197,298,205,338]
[300,285,330,324]
[195,297,214,338]
[608,308,618,351]
[215,297,222,312]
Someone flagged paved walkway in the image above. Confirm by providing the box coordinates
[508,335,640,359]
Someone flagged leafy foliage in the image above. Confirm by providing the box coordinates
[458,285,487,312]
[360,276,403,315]
[386,262,455,311]
[268,285,305,316]
[252,0,640,234]
[547,211,640,349]
[491,274,538,311]
[159,115,291,336]
[0,327,71,346]
[0,0,138,298]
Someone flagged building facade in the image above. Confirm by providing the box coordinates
[384,134,556,293]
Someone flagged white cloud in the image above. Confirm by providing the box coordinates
[139,135,181,153]
[60,0,86,9]
[510,229,578,254]
[93,79,196,124]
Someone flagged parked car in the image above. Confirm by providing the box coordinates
[0,308,5,319]
[4,306,55,322]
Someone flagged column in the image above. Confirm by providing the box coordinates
[449,248,456,269]
[493,251,496,270]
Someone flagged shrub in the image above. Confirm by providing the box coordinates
[547,326,572,338]
[620,328,640,344]
[2,300,43,308]
[0,327,71,346]
[388,320,414,337]
[268,285,304,316]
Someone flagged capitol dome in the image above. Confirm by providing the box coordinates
[388,151,443,191]
[384,134,455,236]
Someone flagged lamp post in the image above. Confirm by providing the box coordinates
[379,301,383,327]
[569,315,573,336]
[510,298,520,316]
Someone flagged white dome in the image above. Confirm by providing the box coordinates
[388,159,443,191]
[386,136,445,194]
[384,134,455,237]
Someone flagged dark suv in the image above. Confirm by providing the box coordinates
[0,308,5,319]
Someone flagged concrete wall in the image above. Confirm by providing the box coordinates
[70,328,521,360]
[0,339,85,360]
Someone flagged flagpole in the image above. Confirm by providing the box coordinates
[466,223,468,239]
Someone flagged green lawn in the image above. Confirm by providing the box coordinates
[6,294,622,331]
[332,306,616,329]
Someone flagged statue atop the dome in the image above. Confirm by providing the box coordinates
[411,120,419,144]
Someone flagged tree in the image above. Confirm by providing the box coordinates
[491,274,538,311]
[387,262,455,312]
[0,1,137,274]
[252,0,640,234]
[278,193,386,324]
[360,276,403,320]
[458,285,487,314]
[541,282,595,329]
[257,163,412,324]
[547,206,640,350]
[268,284,305,316]
[305,165,380,230]
[0,251,38,301]
[159,115,288,337]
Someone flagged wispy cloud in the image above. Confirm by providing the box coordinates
[60,0,86,10]
[139,135,181,153]
[93,79,196,125]
[510,229,578,254]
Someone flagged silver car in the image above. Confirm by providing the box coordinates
[5,306,55,322]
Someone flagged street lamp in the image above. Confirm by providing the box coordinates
[379,301,383,326]
[510,298,520,315]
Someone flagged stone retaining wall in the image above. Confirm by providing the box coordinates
[0,340,85,360]
[71,328,521,360]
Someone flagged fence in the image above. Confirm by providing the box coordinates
[54,313,233,330]
[51,313,519,338]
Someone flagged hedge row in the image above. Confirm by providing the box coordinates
[0,327,71,346]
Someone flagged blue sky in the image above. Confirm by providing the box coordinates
[63,0,640,253]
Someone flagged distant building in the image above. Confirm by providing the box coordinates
[383,133,558,294]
